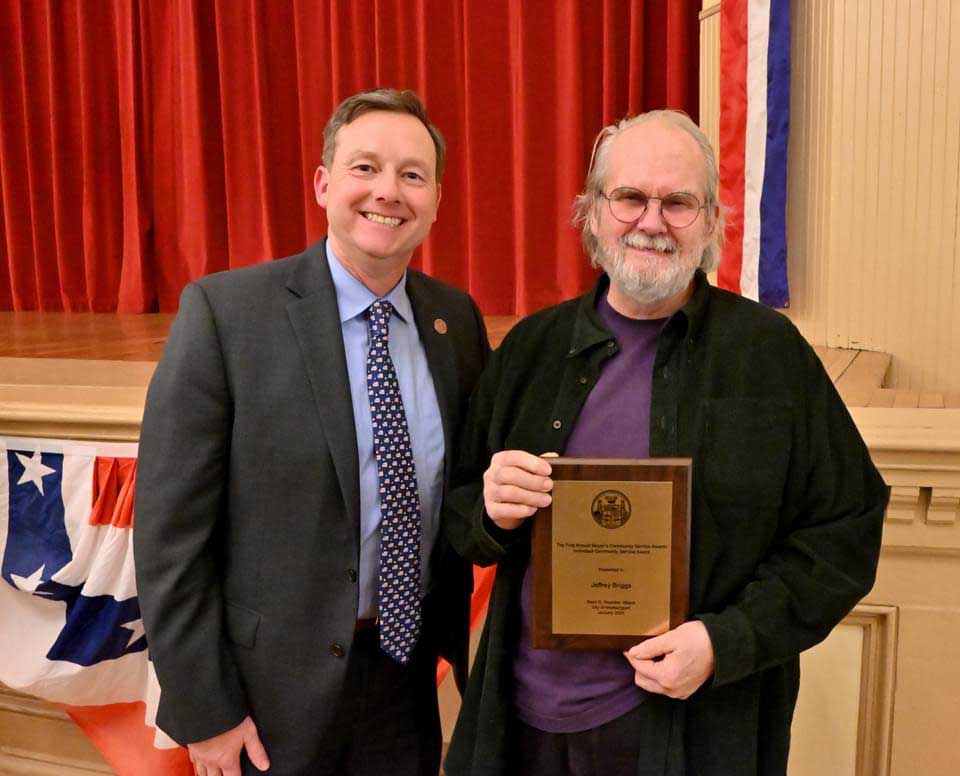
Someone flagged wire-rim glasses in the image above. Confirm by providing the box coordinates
[600,187,704,229]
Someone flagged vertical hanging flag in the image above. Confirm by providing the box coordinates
[718,0,791,307]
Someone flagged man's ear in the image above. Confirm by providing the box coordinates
[588,201,600,237]
[313,166,330,208]
[432,183,442,223]
[704,203,720,236]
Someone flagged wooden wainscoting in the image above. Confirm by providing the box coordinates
[855,408,960,775]
[790,605,898,776]
[0,684,113,775]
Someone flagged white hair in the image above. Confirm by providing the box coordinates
[572,110,726,273]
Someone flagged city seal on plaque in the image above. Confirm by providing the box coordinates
[590,489,631,529]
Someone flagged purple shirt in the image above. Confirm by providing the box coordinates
[512,292,665,733]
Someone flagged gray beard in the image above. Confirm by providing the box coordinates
[592,233,700,307]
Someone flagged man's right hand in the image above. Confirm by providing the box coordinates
[187,715,269,776]
[483,450,554,530]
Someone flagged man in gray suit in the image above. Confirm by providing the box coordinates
[134,89,489,776]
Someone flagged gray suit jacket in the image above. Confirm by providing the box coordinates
[133,240,489,765]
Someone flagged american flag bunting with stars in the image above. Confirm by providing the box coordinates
[0,435,192,775]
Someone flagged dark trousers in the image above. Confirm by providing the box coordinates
[506,702,647,776]
[318,624,442,776]
[240,624,442,776]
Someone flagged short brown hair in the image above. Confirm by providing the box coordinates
[322,88,447,180]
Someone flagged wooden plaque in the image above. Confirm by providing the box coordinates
[530,457,691,650]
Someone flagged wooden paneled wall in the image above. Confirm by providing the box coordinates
[700,0,960,393]
[698,3,721,153]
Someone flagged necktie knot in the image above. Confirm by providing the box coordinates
[367,299,393,342]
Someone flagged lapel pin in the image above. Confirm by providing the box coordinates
[434,318,448,335]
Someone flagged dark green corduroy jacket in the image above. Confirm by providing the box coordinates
[444,272,887,776]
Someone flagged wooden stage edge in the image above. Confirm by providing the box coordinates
[1,311,957,410]
[0,312,519,361]
[0,312,175,361]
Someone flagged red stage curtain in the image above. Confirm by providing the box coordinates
[0,0,700,314]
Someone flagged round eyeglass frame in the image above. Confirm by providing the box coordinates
[599,188,705,229]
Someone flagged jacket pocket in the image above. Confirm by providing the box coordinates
[700,398,793,509]
[224,600,261,648]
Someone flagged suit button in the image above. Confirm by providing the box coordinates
[330,643,345,658]
[578,375,588,385]
[347,569,358,583]
[552,420,562,429]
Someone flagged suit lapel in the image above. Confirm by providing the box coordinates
[406,273,458,479]
[285,240,361,524]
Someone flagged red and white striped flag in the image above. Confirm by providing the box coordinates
[718,0,791,307]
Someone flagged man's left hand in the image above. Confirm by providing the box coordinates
[623,620,715,699]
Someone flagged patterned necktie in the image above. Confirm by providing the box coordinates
[366,299,422,664]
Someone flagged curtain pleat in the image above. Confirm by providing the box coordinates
[0,0,700,314]
[113,0,154,312]
[2,0,43,310]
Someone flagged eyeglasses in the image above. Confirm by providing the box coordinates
[599,187,704,229]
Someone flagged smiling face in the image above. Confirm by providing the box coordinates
[314,110,441,290]
[590,120,716,316]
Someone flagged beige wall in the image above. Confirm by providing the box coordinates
[700,0,960,393]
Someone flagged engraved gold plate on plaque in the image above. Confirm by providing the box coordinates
[551,480,672,636]
[530,458,691,651]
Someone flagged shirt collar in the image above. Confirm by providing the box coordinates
[568,269,711,357]
[568,275,615,357]
[325,241,413,324]
[679,269,710,341]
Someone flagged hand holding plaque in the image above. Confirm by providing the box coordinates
[623,620,715,699]
[530,457,691,651]
[482,450,554,530]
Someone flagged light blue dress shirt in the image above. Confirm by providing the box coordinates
[326,243,445,619]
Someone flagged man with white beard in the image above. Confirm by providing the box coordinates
[443,111,887,776]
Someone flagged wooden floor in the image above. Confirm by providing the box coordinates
[2,311,956,407]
